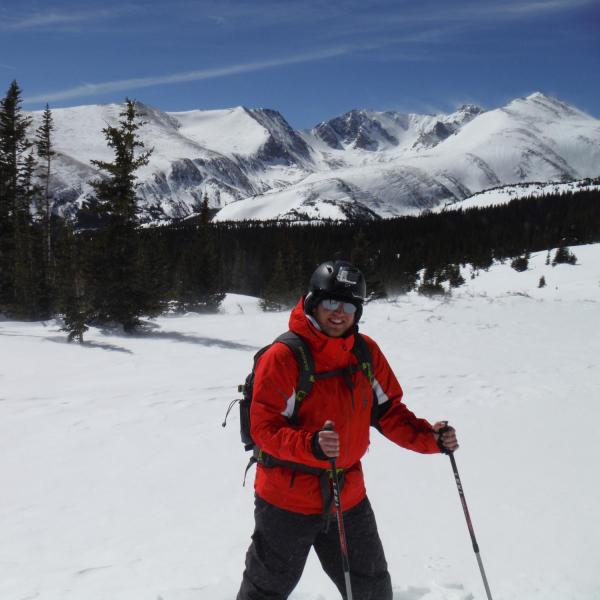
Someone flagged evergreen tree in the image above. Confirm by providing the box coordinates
[552,246,577,265]
[35,104,55,285]
[0,80,33,313]
[88,98,151,224]
[83,99,155,331]
[190,191,208,220]
[191,191,211,226]
[538,275,546,288]
[56,222,89,342]
[417,266,446,296]
[0,81,32,217]
[510,254,529,272]
[442,264,465,288]
[12,151,41,315]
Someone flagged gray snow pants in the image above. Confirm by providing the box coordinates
[236,495,392,600]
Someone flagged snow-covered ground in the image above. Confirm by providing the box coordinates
[1,244,600,600]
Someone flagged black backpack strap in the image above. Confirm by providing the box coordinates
[353,333,384,426]
[273,331,315,424]
[352,333,374,385]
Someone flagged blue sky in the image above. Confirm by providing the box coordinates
[1,0,599,127]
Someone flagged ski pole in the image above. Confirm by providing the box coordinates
[440,425,494,600]
[324,423,353,600]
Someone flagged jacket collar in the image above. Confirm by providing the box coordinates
[288,297,356,369]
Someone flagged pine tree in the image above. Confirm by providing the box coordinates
[191,191,211,226]
[200,192,210,226]
[0,80,33,313]
[83,99,155,331]
[35,104,55,286]
[12,151,41,315]
[510,254,529,272]
[88,99,151,224]
[56,221,89,343]
[417,266,446,296]
[0,81,32,217]
[442,263,465,288]
[552,246,577,266]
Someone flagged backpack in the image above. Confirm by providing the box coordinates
[222,330,374,475]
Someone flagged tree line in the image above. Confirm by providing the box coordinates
[160,187,599,306]
[1,79,599,342]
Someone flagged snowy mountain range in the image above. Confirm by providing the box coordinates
[29,92,600,223]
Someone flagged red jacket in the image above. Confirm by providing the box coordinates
[251,298,440,514]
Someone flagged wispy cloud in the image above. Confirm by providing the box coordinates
[323,0,596,39]
[488,0,595,15]
[24,46,353,104]
[0,63,16,70]
[0,6,134,31]
[0,11,107,31]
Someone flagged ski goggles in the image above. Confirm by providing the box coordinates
[319,298,359,314]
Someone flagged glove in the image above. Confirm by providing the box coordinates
[433,421,459,454]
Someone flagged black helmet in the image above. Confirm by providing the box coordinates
[304,260,366,319]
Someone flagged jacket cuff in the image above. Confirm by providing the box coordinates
[311,431,328,460]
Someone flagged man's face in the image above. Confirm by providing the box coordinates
[313,299,356,337]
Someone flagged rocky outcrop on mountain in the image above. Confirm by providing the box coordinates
[248,108,313,165]
[313,109,399,151]
[411,104,484,149]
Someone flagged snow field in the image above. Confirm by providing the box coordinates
[440,180,600,212]
[171,107,268,158]
[1,244,599,599]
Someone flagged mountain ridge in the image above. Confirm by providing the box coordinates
[27,92,600,223]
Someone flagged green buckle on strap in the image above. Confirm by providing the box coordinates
[296,390,309,402]
[327,467,345,479]
[362,361,374,384]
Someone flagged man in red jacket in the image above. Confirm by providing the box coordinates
[237,260,458,600]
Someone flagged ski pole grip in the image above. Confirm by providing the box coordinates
[436,420,453,454]
[322,422,337,469]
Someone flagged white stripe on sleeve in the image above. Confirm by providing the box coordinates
[372,377,389,405]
